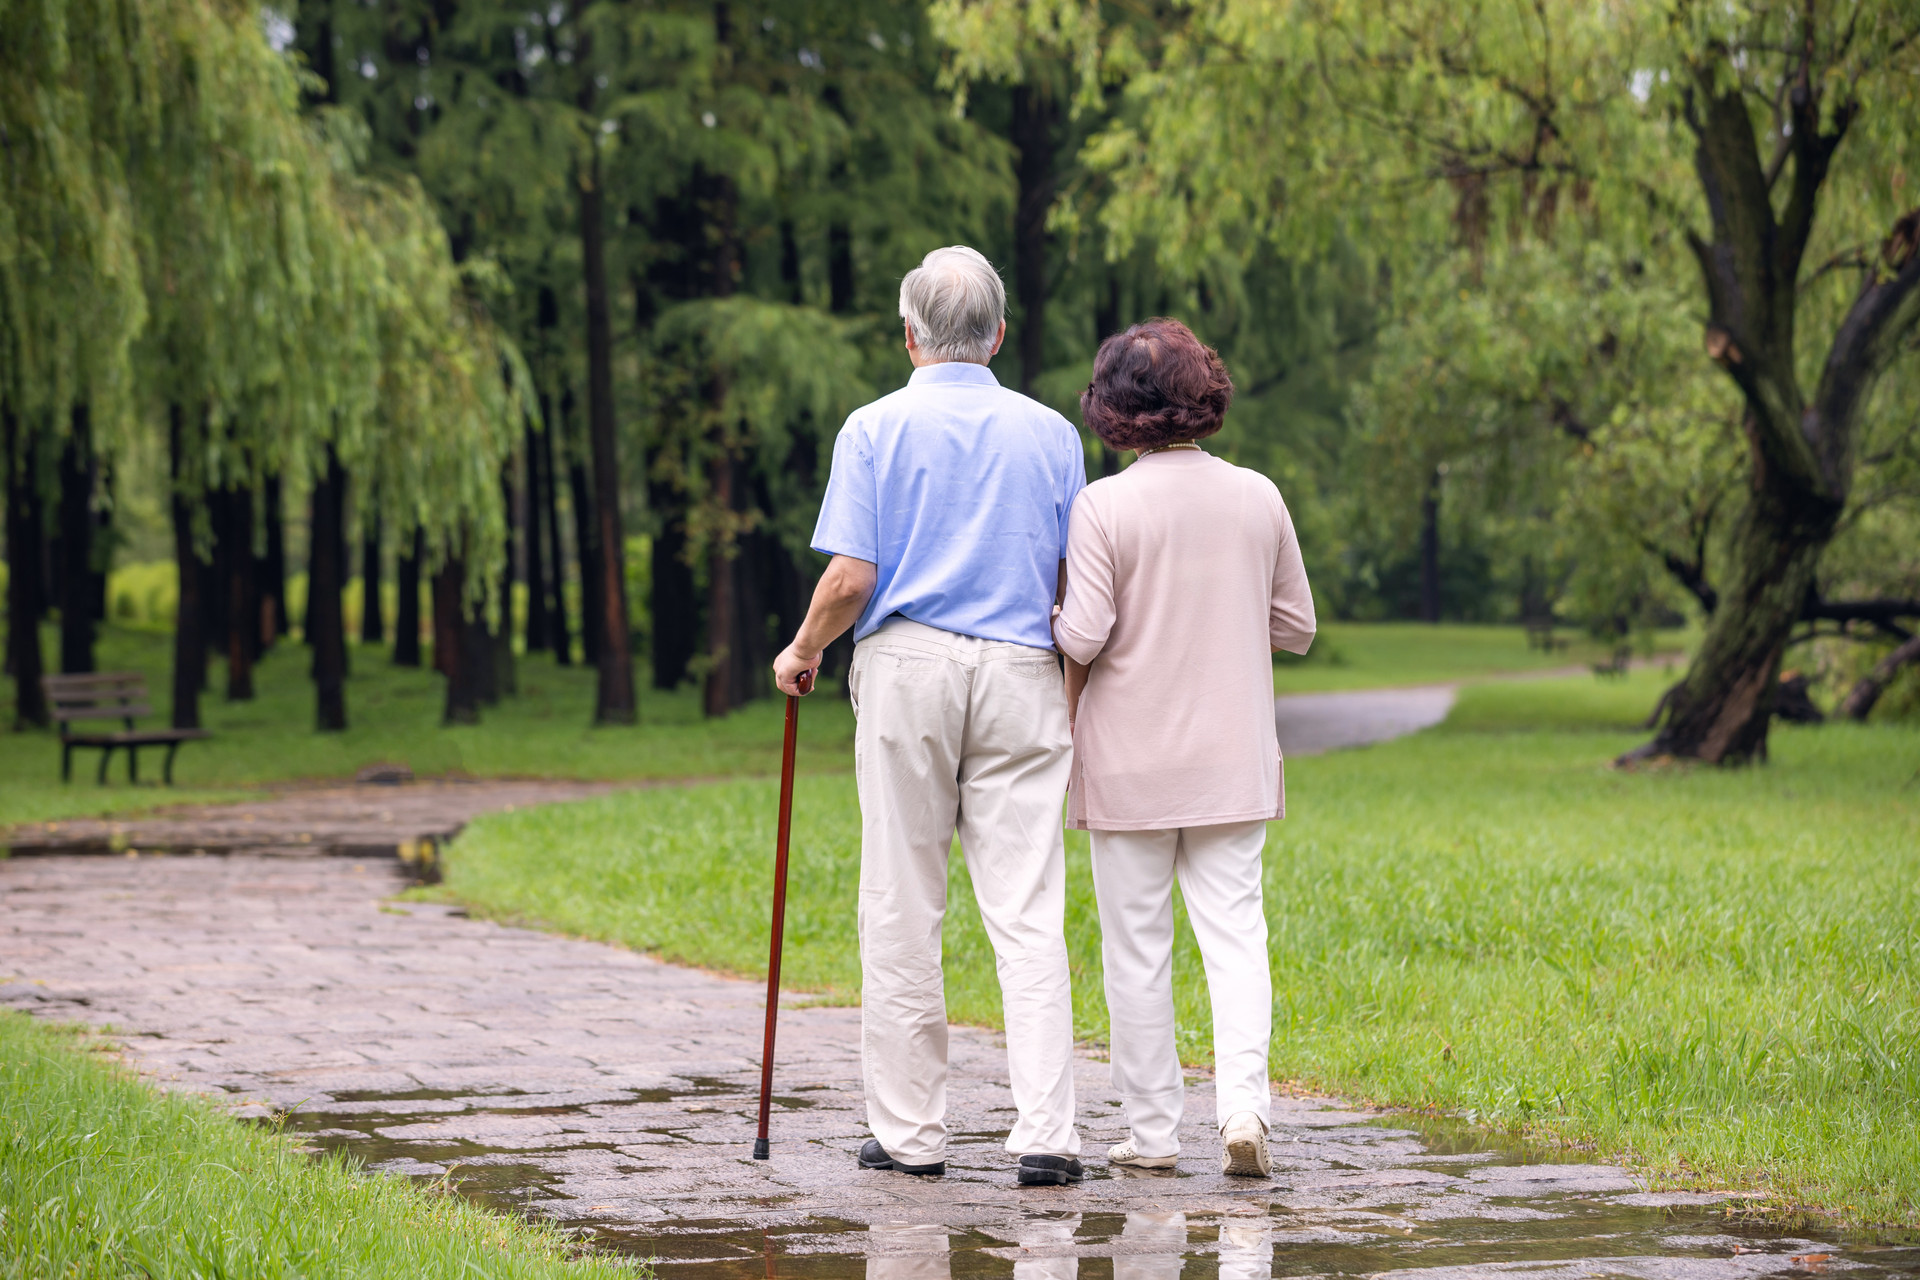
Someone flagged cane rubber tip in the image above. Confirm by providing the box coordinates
[752,1139,771,1160]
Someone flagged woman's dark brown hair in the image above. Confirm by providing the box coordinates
[1080,318,1234,452]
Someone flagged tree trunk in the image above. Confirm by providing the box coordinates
[166,407,204,729]
[569,451,600,667]
[1093,276,1124,476]
[224,484,255,701]
[1011,83,1057,397]
[540,411,571,666]
[88,461,112,625]
[650,478,697,690]
[1640,471,1838,762]
[1631,65,1920,763]
[580,145,636,724]
[703,456,740,718]
[4,406,49,728]
[437,556,484,725]
[203,484,232,665]
[309,447,349,731]
[431,544,457,676]
[360,510,384,644]
[491,466,515,700]
[57,406,96,674]
[1418,467,1441,624]
[259,474,285,649]
[523,418,549,654]
[828,221,855,313]
[1840,634,1920,721]
[394,526,423,667]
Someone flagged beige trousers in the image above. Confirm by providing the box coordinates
[850,618,1079,1164]
[1090,820,1274,1157]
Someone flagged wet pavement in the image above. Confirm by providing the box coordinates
[4,853,1916,1278]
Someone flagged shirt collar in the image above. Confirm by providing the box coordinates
[908,361,1000,388]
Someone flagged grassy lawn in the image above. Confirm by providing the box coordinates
[0,620,1649,829]
[0,623,857,828]
[431,668,1920,1227]
[1272,621,1687,693]
[0,1012,635,1279]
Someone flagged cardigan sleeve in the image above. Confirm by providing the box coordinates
[1269,492,1317,655]
[1053,490,1116,665]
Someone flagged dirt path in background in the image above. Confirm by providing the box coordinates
[1274,685,1460,757]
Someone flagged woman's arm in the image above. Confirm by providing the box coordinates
[1270,494,1316,655]
[1063,651,1090,731]
[1053,499,1116,665]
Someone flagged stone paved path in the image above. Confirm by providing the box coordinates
[7,852,1912,1279]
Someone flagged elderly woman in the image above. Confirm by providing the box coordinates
[1052,318,1316,1178]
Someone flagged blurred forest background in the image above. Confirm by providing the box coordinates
[4,0,1918,756]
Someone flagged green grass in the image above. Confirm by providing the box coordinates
[0,620,1645,829]
[0,624,856,828]
[0,1011,637,1279]
[431,670,1920,1227]
[1273,621,1688,693]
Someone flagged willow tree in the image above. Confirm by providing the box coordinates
[331,166,528,726]
[0,0,151,725]
[596,0,1011,714]
[1029,0,1920,762]
[3,0,520,735]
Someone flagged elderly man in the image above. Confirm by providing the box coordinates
[773,245,1086,1187]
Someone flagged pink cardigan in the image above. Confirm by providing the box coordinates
[1053,450,1315,831]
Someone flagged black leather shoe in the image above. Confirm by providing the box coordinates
[1016,1154,1085,1186]
[857,1138,945,1176]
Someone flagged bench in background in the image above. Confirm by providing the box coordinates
[42,672,210,785]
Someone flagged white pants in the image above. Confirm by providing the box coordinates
[1090,820,1273,1157]
[851,619,1079,1164]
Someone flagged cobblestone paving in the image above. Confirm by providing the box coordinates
[4,853,1914,1279]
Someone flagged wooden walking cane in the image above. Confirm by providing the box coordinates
[754,668,812,1161]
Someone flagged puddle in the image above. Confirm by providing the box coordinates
[269,1085,1920,1279]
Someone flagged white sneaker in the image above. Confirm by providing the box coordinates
[1219,1112,1271,1177]
[1107,1140,1178,1170]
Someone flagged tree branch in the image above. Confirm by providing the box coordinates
[1801,594,1920,641]
[1808,207,1920,494]
[1839,634,1920,720]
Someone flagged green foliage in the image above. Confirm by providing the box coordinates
[0,1011,639,1277]
[953,0,1920,632]
[434,678,1920,1227]
[1,0,519,587]
[0,622,856,828]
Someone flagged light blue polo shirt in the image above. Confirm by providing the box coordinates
[812,362,1086,649]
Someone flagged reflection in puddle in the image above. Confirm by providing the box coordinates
[269,1084,1920,1280]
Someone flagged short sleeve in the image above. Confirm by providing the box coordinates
[810,419,879,562]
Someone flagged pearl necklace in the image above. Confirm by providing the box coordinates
[1138,441,1203,456]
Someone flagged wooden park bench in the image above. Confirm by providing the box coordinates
[42,672,209,785]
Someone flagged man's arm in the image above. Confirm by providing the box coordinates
[773,555,878,695]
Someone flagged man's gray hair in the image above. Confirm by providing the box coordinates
[899,246,1006,364]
